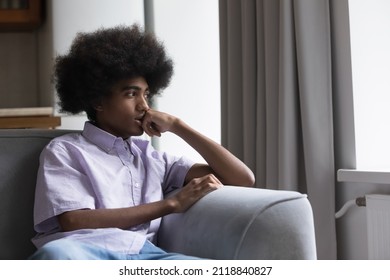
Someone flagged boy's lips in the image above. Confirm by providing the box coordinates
[134,113,145,126]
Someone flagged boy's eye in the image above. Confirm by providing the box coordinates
[126,90,137,97]
[124,89,151,100]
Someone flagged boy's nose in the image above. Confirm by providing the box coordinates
[137,97,149,111]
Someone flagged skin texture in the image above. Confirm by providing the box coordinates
[58,76,255,232]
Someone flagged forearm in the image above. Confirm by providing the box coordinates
[172,119,255,186]
[58,198,178,232]
[142,109,255,186]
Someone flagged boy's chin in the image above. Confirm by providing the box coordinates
[133,127,146,137]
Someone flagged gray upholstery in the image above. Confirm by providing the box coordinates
[0,129,317,259]
[158,186,317,259]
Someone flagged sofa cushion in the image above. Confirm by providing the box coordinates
[0,129,74,259]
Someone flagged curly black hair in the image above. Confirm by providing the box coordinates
[54,24,174,121]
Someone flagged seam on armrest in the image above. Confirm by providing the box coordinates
[233,195,307,259]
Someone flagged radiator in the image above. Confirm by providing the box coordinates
[366,194,390,259]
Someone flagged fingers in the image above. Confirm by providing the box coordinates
[141,109,162,137]
[141,109,179,137]
[173,174,223,213]
[190,173,223,193]
[143,121,161,137]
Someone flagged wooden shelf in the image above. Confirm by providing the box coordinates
[0,116,61,129]
[0,107,61,129]
[0,0,43,31]
[0,106,53,117]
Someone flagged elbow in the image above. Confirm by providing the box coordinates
[225,170,256,187]
[58,211,84,232]
[241,171,256,187]
[233,164,256,187]
[58,213,76,232]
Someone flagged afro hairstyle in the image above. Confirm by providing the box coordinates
[54,24,174,121]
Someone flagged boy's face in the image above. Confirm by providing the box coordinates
[95,76,150,138]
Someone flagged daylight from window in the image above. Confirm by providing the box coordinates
[349,0,390,170]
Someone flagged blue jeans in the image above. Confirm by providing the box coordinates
[29,239,203,260]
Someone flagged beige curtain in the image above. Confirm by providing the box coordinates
[219,0,355,259]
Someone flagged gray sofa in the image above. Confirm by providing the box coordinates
[0,129,317,259]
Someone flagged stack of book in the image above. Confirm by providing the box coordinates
[0,107,61,129]
[0,0,28,10]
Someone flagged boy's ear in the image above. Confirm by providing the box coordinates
[93,100,103,111]
[94,105,103,111]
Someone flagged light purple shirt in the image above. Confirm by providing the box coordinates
[32,122,194,254]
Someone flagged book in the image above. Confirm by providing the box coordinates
[0,107,54,117]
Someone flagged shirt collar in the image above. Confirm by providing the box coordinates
[82,122,134,154]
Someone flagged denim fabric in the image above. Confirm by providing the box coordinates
[29,239,202,260]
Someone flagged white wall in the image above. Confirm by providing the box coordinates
[43,0,145,129]
[336,0,390,259]
[51,0,145,55]
[349,0,390,170]
[152,0,221,162]
[43,0,221,158]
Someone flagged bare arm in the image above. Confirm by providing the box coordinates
[142,110,255,186]
[58,173,221,231]
[59,110,251,232]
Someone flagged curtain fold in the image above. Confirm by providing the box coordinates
[219,0,355,260]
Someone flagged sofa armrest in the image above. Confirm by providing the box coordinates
[158,186,316,259]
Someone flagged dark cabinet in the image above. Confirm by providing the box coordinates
[0,0,43,31]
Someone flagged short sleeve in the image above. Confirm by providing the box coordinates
[131,138,196,196]
[33,141,96,233]
[161,153,195,195]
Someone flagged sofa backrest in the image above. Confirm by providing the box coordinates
[0,129,76,259]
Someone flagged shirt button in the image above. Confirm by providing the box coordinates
[135,183,140,188]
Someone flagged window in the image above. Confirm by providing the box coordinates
[349,0,390,170]
[152,0,221,162]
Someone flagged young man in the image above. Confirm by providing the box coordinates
[30,25,255,260]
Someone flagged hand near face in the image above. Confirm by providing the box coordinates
[141,109,178,137]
